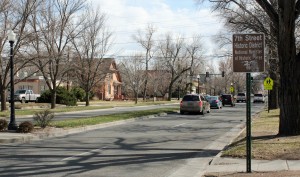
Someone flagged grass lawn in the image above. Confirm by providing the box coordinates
[51,107,179,128]
[221,109,300,160]
[0,100,180,117]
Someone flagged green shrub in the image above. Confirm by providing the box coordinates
[38,90,51,103]
[33,110,54,128]
[0,119,8,131]
[38,87,77,106]
[17,121,34,133]
[71,87,86,101]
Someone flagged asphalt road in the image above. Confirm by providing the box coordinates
[0,103,264,177]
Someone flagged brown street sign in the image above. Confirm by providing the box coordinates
[232,34,265,72]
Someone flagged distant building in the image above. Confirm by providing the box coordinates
[93,58,123,100]
[14,58,123,100]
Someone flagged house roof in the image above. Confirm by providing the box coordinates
[100,58,122,83]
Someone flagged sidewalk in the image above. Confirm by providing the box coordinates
[205,157,300,175]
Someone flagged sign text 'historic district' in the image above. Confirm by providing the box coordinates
[232,34,265,72]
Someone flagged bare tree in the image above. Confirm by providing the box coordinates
[29,0,85,109]
[208,0,279,109]
[71,4,113,106]
[0,0,39,111]
[119,56,145,104]
[157,33,191,101]
[132,24,157,101]
[218,57,245,94]
[199,0,300,136]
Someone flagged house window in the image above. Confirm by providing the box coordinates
[114,86,117,95]
[108,84,111,94]
[19,85,33,90]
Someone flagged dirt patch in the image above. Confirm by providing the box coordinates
[203,109,300,177]
[221,109,300,160]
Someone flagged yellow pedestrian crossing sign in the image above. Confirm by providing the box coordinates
[264,77,273,90]
[230,86,234,93]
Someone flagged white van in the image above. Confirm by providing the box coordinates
[253,93,265,103]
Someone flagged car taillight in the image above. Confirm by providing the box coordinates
[199,101,203,107]
[180,101,183,107]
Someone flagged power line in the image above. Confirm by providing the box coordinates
[106,54,231,60]
[111,33,232,45]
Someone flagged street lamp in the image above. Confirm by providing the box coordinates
[197,74,200,94]
[7,30,17,130]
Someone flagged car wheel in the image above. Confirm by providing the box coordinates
[207,108,210,113]
[180,110,184,115]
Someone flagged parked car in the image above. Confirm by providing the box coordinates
[220,94,235,107]
[207,96,222,109]
[180,94,210,115]
[236,92,246,102]
[253,93,265,103]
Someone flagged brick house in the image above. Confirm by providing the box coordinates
[14,58,122,100]
[93,58,123,100]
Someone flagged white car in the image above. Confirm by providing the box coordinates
[236,92,246,102]
[253,93,265,103]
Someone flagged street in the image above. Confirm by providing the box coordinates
[0,103,264,177]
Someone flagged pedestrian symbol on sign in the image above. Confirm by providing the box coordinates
[264,77,273,90]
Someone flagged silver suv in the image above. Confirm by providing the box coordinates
[236,92,246,102]
[180,94,210,115]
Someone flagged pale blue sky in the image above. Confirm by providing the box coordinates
[89,0,226,59]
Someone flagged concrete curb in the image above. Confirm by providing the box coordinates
[208,110,262,166]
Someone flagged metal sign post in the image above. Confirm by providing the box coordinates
[232,33,265,173]
[246,73,251,172]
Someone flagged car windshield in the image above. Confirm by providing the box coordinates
[15,90,26,94]
[222,95,231,99]
[182,95,200,101]
[208,96,218,101]
[254,94,263,97]
[237,93,245,96]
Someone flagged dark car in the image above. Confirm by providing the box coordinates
[180,94,210,115]
[207,96,222,109]
[221,94,235,107]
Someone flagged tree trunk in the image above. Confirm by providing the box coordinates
[85,91,90,106]
[1,89,7,111]
[269,21,279,110]
[278,0,300,136]
[143,79,148,101]
[135,92,138,104]
[51,90,56,109]
[167,84,173,101]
